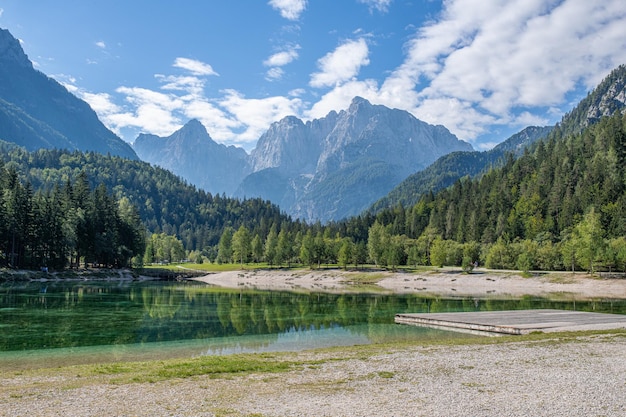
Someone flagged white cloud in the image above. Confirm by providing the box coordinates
[306,79,380,119]
[82,92,122,115]
[218,90,303,145]
[75,0,626,151]
[264,47,299,67]
[95,41,106,49]
[268,0,307,20]
[310,38,370,88]
[264,46,300,81]
[265,67,285,81]
[476,142,500,151]
[358,0,392,14]
[156,74,206,96]
[111,86,184,136]
[173,57,219,76]
[375,0,626,143]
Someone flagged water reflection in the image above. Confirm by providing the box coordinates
[1,280,625,354]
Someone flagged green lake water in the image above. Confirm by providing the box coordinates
[1,280,625,369]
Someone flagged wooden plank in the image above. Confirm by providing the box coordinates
[395,309,626,335]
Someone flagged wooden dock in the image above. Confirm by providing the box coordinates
[395,309,626,335]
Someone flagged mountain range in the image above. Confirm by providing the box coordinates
[0,28,137,160]
[136,97,473,222]
[1,25,625,227]
[133,119,249,194]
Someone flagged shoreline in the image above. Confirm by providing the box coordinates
[193,267,626,299]
[2,267,625,416]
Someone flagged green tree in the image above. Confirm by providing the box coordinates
[264,226,278,266]
[485,237,516,270]
[338,238,354,270]
[571,207,606,273]
[353,241,368,269]
[232,225,251,266]
[276,229,293,266]
[217,227,234,264]
[430,237,447,268]
[385,235,405,271]
[251,234,264,264]
[300,230,314,268]
[313,231,326,268]
[608,237,626,272]
[367,221,387,266]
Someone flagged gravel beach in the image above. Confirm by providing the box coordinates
[1,334,624,416]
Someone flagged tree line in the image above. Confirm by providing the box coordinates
[0,142,298,252]
[0,164,144,270]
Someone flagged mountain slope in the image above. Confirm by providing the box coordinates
[558,64,626,135]
[0,28,138,160]
[371,65,626,214]
[370,125,553,212]
[133,119,249,195]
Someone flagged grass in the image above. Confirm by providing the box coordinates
[89,353,298,384]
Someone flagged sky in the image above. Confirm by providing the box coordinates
[1,0,625,151]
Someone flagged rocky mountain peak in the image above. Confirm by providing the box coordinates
[585,65,626,123]
[559,65,626,134]
[172,119,212,143]
[0,28,32,69]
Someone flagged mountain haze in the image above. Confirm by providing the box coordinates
[0,28,138,160]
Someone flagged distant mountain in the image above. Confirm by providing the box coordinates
[370,65,626,213]
[0,28,138,160]
[133,119,249,195]
[370,125,553,212]
[237,97,473,222]
[134,97,472,223]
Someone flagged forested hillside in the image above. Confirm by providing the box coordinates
[370,125,553,212]
[348,113,626,273]
[0,142,297,258]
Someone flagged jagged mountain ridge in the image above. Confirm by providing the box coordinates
[133,119,249,195]
[0,28,138,160]
[236,97,473,222]
[135,97,473,223]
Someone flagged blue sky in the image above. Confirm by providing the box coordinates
[1,0,625,151]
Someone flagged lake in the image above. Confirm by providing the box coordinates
[1,280,625,369]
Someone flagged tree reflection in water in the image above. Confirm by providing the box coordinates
[1,280,625,352]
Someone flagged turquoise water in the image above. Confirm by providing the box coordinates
[1,280,624,369]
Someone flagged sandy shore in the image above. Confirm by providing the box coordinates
[193,268,626,299]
